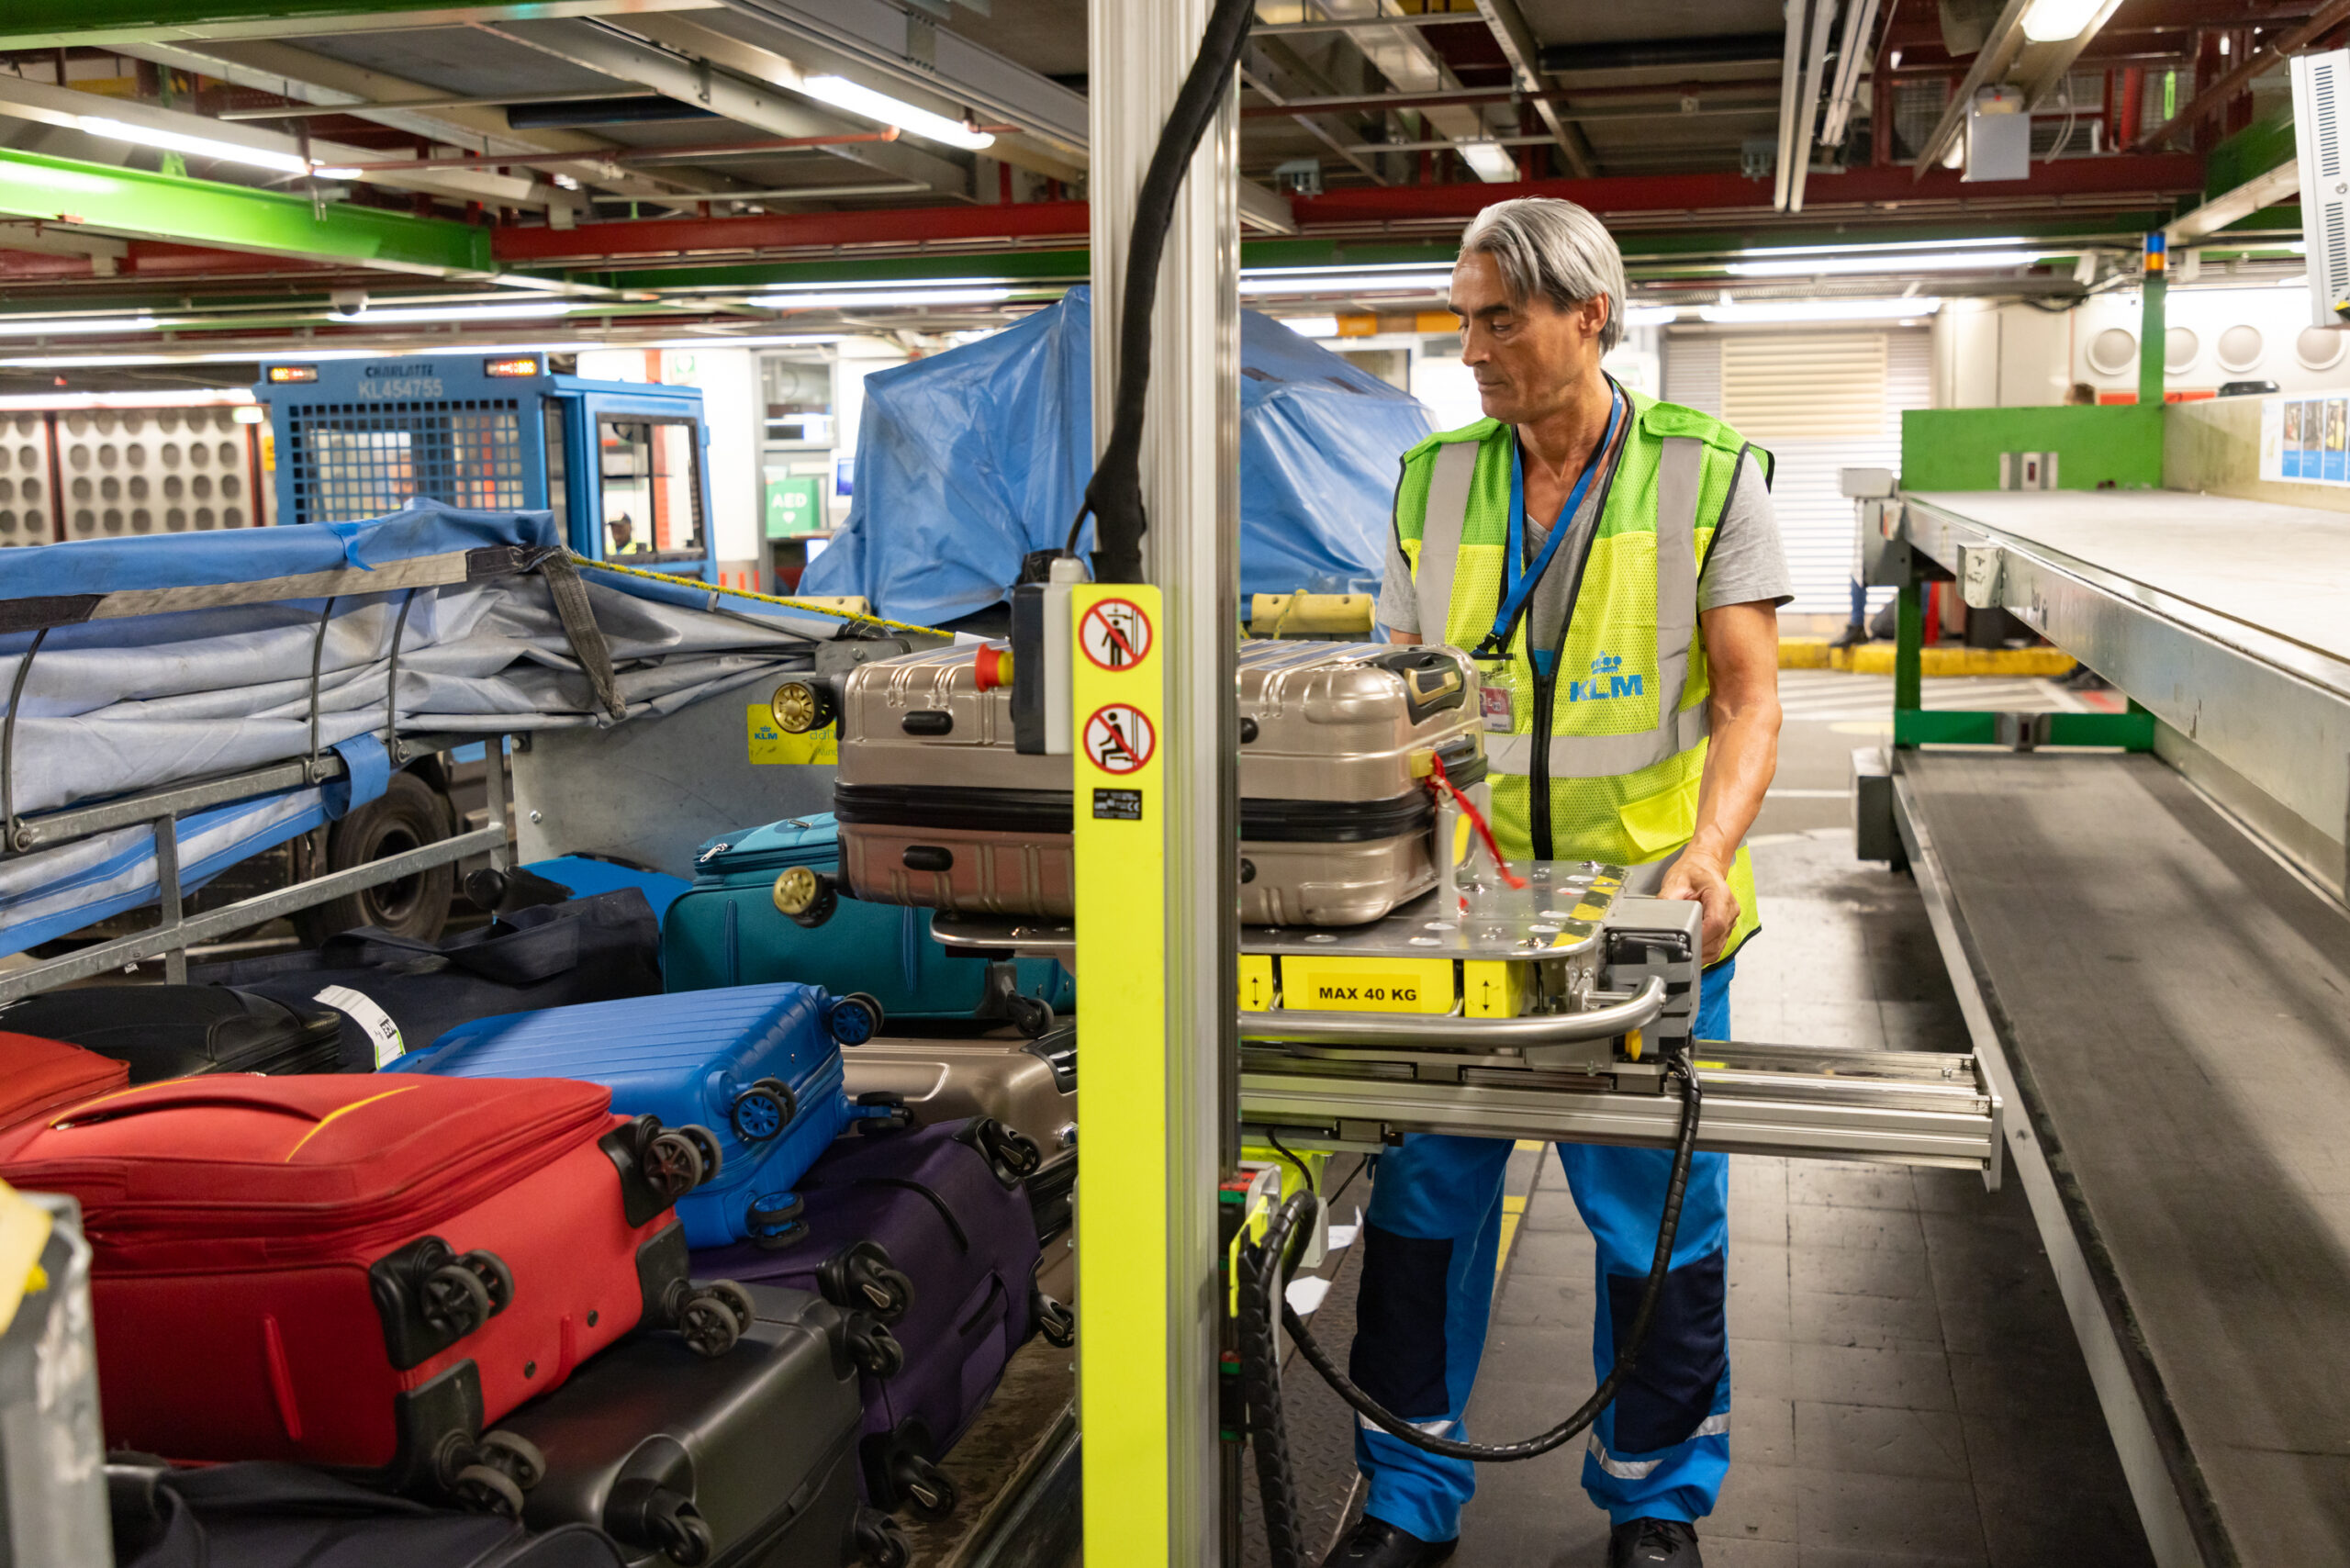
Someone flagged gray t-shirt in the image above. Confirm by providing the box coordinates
[1375,447,1792,642]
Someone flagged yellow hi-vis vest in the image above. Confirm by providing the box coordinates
[1395,387,1765,963]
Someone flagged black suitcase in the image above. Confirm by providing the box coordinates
[494,1284,911,1568]
[191,889,665,1071]
[108,1462,627,1568]
[0,985,341,1082]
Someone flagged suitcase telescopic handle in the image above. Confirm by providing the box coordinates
[1370,649,1469,724]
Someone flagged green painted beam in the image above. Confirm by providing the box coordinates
[0,150,492,275]
[1893,709,2154,749]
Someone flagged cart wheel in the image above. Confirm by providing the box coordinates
[453,1463,525,1519]
[843,1316,905,1380]
[677,1291,743,1358]
[475,1430,546,1492]
[643,1129,706,1201]
[827,992,883,1046]
[729,1082,795,1142]
[1004,993,1055,1039]
[894,1452,958,1520]
[1032,1290,1076,1349]
[420,1263,493,1339]
[701,1279,757,1336]
[854,1507,910,1568]
[677,1124,723,1183]
[456,1249,514,1316]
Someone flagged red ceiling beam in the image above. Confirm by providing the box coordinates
[2132,0,2350,150]
[493,198,1091,265]
[1291,153,2205,225]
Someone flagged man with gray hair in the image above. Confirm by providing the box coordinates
[1327,198,1789,1568]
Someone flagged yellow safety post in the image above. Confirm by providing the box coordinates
[1072,582,1171,1563]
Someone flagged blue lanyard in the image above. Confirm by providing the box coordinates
[1486,386,1624,677]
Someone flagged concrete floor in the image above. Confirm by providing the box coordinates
[1264,674,2159,1568]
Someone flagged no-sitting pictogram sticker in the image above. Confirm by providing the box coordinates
[1082,703,1156,775]
[1080,598,1153,671]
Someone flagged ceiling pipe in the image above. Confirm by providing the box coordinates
[1774,0,1813,211]
[1820,0,1885,146]
[316,130,905,175]
[1789,0,1841,212]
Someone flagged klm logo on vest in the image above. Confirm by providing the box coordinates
[1563,654,1643,702]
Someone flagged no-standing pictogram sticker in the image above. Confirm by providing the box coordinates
[1080,597,1153,671]
[1082,703,1157,775]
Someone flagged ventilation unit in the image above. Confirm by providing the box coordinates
[2291,49,2350,330]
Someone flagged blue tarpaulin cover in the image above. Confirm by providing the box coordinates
[800,286,1433,626]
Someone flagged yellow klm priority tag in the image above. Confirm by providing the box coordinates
[0,1182,53,1337]
[748,708,837,765]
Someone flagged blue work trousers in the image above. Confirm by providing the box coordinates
[1348,961,1735,1540]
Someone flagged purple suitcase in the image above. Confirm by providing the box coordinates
[693,1118,1071,1520]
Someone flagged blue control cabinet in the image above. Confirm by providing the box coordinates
[254,353,719,577]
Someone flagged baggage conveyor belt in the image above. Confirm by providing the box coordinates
[1896,749,2350,1568]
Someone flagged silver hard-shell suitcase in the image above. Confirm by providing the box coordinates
[830,640,1483,926]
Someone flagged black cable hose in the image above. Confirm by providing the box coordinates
[1241,1054,1704,1566]
[1060,0,1258,580]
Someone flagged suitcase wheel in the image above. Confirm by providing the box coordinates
[821,1240,914,1323]
[643,1127,710,1201]
[730,1080,799,1141]
[675,1286,746,1359]
[1032,1289,1076,1349]
[960,1117,1045,1186]
[748,1191,808,1248]
[699,1278,758,1338]
[772,866,840,929]
[852,1091,917,1137]
[842,1313,905,1380]
[474,1429,546,1493]
[609,1477,716,1567]
[888,1450,958,1521]
[677,1123,724,1183]
[420,1262,494,1341]
[853,1506,910,1568]
[841,1311,905,1379]
[1004,992,1055,1039]
[827,992,884,1046]
[452,1463,525,1519]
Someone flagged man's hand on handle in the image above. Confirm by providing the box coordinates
[1660,850,1739,967]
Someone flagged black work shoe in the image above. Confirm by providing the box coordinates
[1829,622,1870,649]
[1321,1514,1458,1568]
[1609,1517,1702,1567]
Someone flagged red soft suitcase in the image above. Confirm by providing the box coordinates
[0,1073,747,1506]
[0,1030,129,1134]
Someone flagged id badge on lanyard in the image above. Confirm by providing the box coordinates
[1472,388,1625,734]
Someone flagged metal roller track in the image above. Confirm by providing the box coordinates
[1241,1041,2003,1171]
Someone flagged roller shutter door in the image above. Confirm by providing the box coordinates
[1662,329,1929,615]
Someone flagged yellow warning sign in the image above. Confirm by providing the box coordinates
[748,707,836,765]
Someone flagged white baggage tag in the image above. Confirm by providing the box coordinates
[314,984,405,1069]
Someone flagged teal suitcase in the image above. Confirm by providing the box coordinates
[663,814,1074,1034]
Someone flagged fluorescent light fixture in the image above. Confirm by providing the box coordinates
[73,116,309,177]
[1240,263,1451,278]
[0,388,255,411]
[327,301,574,324]
[1697,297,1945,323]
[2019,0,2104,43]
[1282,315,1340,339]
[798,76,992,151]
[308,165,364,181]
[0,332,850,371]
[1621,304,1677,327]
[1457,140,1520,183]
[1239,273,1449,297]
[1729,248,2041,277]
[1736,236,2031,258]
[753,275,1011,295]
[0,314,158,337]
[751,287,1013,309]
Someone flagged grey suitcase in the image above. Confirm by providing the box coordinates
[494,1284,907,1568]
[831,640,1483,926]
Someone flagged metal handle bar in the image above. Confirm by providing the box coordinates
[1239,976,1666,1048]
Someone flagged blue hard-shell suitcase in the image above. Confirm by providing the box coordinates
[661,815,1074,1031]
[390,983,886,1249]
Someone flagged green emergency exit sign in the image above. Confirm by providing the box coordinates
[765,476,822,538]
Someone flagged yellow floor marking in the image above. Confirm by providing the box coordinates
[1496,1193,1528,1277]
